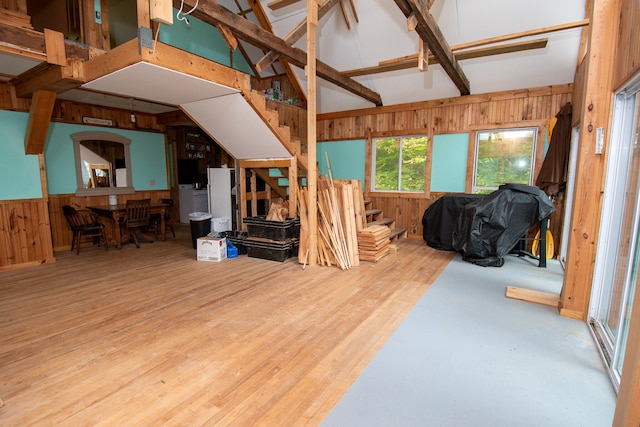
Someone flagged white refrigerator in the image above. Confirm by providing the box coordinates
[207,167,234,231]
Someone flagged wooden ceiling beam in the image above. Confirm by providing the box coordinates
[24,89,56,155]
[267,0,302,10]
[0,22,91,61]
[256,0,339,73]
[343,38,549,77]
[173,0,382,106]
[11,61,84,98]
[246,0,307,107]
[387,18,590,65]
[394,0,470,95]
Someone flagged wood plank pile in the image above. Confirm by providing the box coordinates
[298,176,367,269]
[357,225,391,262]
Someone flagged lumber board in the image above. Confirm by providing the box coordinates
[505,286,560,308]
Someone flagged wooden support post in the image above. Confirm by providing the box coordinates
[250,170,258,216]
[289,156,298,217]
[137,0,151,28]
[561,0,617,321]
[418,38,429,71]
[307,0,318,266]
[239,165,247,230]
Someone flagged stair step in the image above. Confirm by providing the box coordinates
[369,218,394,227]
[389,228,407,241]
[365,208,383,219]
[364,199,372,206]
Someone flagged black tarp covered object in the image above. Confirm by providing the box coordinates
[451,184,556,267]
[422,194,484,250]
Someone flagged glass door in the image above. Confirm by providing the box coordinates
[589,79,640,391]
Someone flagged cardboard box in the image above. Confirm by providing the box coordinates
[197,237,227,262]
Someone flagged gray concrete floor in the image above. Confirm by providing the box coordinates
[323,254,617,427]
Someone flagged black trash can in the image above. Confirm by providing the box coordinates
[189,212,212,249]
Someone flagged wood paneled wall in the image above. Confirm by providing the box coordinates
[0,82,164,131]
[0,83,167,269]
[0,199,54,271]
[317,84,572,241]
[613,0,640,89]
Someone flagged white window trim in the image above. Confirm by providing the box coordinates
[371,134,428,193]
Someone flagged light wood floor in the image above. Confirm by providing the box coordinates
[0,225,454,426]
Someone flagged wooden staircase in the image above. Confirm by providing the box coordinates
[364,201,407,242]
[243,89,308,173]
[241,89,407,246]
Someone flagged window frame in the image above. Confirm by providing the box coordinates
[470,126,540,194]
[72,131,135,197]
[370,133,429,194]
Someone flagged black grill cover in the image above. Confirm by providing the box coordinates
[452,184,555,266]
[422,194,484,250]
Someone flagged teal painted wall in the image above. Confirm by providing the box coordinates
[160,9,253,75]
[0,111,42,200]
[43,120,167,194]
[318,140,366,184]
[430,133,469,192]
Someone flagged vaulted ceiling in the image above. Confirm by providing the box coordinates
[1,0,587,116]
[225,0,586,113]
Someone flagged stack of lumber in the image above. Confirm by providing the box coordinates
[357,225,391,262]
[297,176,366,269]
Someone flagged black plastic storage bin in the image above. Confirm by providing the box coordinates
[243,216,300,241]
[244,238,298,262]
[226,231,248,255]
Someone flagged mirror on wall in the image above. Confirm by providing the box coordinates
[72,131,135,196]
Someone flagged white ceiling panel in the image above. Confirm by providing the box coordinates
[82,62,240,106]
[0,51,44,81]
[181,93,292,160]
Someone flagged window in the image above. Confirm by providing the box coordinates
[473,128,537,194]
[372,135,427,192]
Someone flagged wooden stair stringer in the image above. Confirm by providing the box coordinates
[244,89,308,174]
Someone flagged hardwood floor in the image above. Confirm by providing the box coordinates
[0,225,454,426]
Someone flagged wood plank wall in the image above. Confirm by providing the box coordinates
[0,199,54,271]
[317,84,572,242]
[613,0,640,88]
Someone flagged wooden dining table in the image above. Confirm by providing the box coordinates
[87,202,168,249]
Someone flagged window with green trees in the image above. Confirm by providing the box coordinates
[372,135,427,192]
[473,128,537,194]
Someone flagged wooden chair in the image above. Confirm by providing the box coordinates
[62,205,108,255]
[121,199,152,248]
[149,198,175,240]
